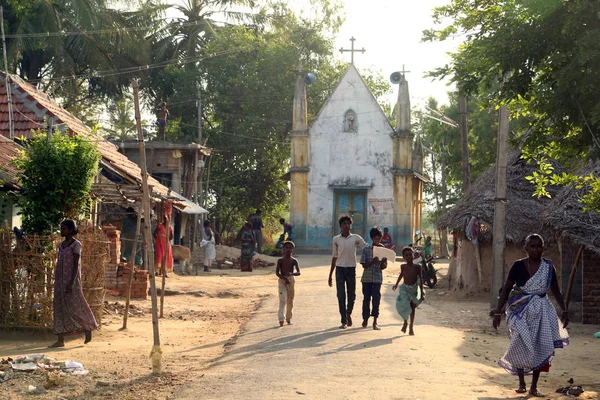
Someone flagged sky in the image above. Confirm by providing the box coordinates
[164,0,463,109]
[284,0,463,109]
[325,0,462,109]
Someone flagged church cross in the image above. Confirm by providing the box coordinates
[400,64,411,78]
[339,37,365,64]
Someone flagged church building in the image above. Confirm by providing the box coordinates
[289,61,428,251]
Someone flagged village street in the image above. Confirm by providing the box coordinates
[1,253,599,399]
[178,255,600,400]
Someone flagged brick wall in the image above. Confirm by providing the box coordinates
[582,249,600,325]
[102,225,148,300]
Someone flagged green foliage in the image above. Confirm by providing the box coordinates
[13,132,101,234]
[415,95,499,209]
[424,0,600,211]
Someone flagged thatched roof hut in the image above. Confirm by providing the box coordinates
[544,161,600,254]
[543,162,600,324]
[438,151,561,244]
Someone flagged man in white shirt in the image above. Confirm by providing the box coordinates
[328,216,367,329]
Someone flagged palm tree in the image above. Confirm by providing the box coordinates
[151,0,257,65]
[3,0,159,93]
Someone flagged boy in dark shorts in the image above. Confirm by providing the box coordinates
[360,226,388,330]
[393,246,424,335]
[275,241,300,326]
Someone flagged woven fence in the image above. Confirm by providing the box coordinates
[0,225,109,330]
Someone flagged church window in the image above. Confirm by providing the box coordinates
[343,109,357,132]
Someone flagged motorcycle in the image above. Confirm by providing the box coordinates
[411,233,438,289]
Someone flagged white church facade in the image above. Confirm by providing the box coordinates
[289,64,427,251]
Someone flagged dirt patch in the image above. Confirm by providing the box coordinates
[0,272,275,399]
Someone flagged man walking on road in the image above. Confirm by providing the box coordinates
[328,216,367,329]
[249,209,264,254]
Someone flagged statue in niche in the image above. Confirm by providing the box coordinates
[343,109,357,132]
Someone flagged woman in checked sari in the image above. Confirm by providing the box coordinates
[492,234,569,397]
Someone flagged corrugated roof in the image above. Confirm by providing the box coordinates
[0,73,198,210]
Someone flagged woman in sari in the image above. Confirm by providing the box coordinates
[154,216,173,276]
[492,234,569,397]
[51,220,98,347]
[240,222,255,272]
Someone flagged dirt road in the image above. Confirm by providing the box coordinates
[0,255,598,399]
[178,255,600,400]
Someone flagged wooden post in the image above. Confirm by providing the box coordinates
[1,7,14,140]
[122,205,142,330]
[440,139,449,257]
[160,201,169,318]
[203,156,212,207]
[490,102,510,308]
[132,79,162,373]
[565,245,585,309]
[458,92,470,192]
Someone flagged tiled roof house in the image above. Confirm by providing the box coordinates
[0,72,203,212]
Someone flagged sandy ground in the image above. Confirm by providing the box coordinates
[1,255,599,399]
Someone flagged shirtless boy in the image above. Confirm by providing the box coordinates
[392,246,424,335]
[275,242,300,327]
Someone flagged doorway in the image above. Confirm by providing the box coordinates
[333,190,367,238]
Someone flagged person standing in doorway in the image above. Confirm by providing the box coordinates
[328,215,367,329]
[249,209,264,254]
[50,220,98,347]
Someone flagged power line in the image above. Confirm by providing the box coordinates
[24,46,254,84]
[3,19,213,39]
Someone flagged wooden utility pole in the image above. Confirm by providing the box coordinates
[440,139,449,258]
[191,82,202,251]
[160,202,169,318]
[490,103,510,308]
[1,7,14,140]
[122,205,142,330]
[132,79,162,373]
[458,93,470,192]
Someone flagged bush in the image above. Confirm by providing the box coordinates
[13,131,101,234]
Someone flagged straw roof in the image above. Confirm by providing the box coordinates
[543,161,600,254]
[437,151,562,244]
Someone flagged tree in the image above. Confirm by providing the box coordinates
[423,0,600,210]
[1,0,159,124]
[13,132,101,234]
[416,95,499,209]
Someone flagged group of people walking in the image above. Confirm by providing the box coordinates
[275,217,570,397]
[50,216,571,397]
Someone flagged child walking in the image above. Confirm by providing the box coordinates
[275,241,300,327]
[393,246,424,335]
[360,227,388,330]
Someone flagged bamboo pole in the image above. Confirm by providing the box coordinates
[565,245,585,310]
[121,205,142,330]
[160,202,169,318]
[132,79,162,374]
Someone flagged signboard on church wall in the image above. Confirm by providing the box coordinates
[368,198,394,216]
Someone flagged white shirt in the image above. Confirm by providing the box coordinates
[332,233,367,267]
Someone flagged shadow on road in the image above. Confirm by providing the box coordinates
[206,325,403,367]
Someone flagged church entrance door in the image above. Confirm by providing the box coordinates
[334,191,367,238]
